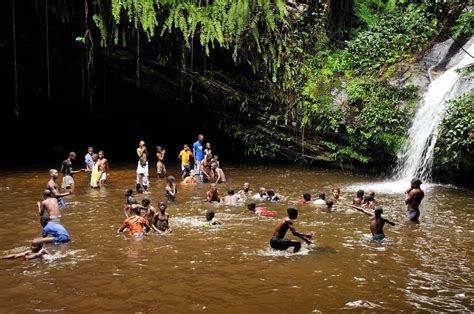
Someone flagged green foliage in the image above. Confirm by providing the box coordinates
[456,63,474,77]
[451,11,474,39]
[434,93,474,173]
[354,0,397,26]
[346,8,437,74]
[75,36,85,44]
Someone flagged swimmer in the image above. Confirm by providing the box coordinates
[351,205,395,241]
[270,207,312,253]
[266,189,281,202]
[0,241,49,260]
[404,178,424,223]
[247,201,277,217]
[206,183,221,203]
[224,189,239,206]
[182,170,197,184]
[238,182,253,200]
[331,187,344,201]
[353,190,364,206]
[298,192,311,205]
[142,197,156,226]
[313,192,326,205]
[205,210,222,225]
[325,200,337,211]
[252,187,267,201]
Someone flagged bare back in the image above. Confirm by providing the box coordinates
[272,218,291,239]
[406,188,424,211]
[41,198,61,219]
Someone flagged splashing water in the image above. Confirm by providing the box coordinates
[394,40,474,182]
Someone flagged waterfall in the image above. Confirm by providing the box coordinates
[393,39,474,182]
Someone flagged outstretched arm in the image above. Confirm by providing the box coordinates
[117,223,127,233]
[385,218,396,226]
[348,204,373,216]
[24,249,49,260]
[288,222,312,244]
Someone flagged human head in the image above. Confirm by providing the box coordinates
[287,207,298,220]
[30,241,43,253]
[243,182,250,191]
[303,192,311,202]
[332,188,340,199]
[247,201,256,211]
[139,140,145,147]
[205,142,211,149]
[42,189,52,199]
[92,153,98,162]
[98,150,105,159]
[210,183,217,192]
[211,162,218,170]
[142,197,150,207]
[267,189,275,197]
[367,191,375,201]
[198,134,204,142]
[158,201,167,213]
[125,188,133,197]
[411,178,422,189]
[88,146,94,154]
[190,170,196,177]
[259,187,266,196]
[319,192,326,200]
[156,146,162,152]
[227,189,234,195]
[167,176,175,183]
[184,144,189,150]
[374,206,383,217]
[49,169,59,179]
[357,190,364,198]
[206,210,215,221]
[68,152,76,160]
[40,215,50,227]
[326,200,333,209]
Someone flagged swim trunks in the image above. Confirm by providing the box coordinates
[406,210,420,221]
[53,234,70,244]
[269,236,301,251]
[61,175,74,189]
[99,172,107,181]
[181,165,190,174]
[372,234,385,241]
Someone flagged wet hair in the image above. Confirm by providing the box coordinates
[40,215,50,227]
[319,192,326,200]
[142,197,150,206]
[43,189,52,198]
[31,241,44,252]
[227,189,235,195]
[303,192,311,201]
[326,200,333,209]
[125,188,133,197]
[357,190,364,198]
[247,201,256,210]
[411,178,422,187]
[287,207,298,220]
[374,206,383,217]
[267,189,275,197]
[206,210,215,221]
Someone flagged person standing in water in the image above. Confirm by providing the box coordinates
[97,150,109,186]
[152,201,172,234]
[90,154,100,188]
[37,190,62,221]
[405,178,424,223]
[117,206,151,239]
[61,152,85,193]
[46,169,72,208]
[178,144,193,179]
[352,205,395,241]
[353,190,364,206]
[193,134,204,180]
[206,183,221,203]
[270,207,312,253]
[165,176,177,202]
[238,182,252,200]
[156,146,166,178]
[38,216,71,244]
[84,146,94,185]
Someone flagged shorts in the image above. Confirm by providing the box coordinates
[181,165,190,174]
[133,232,143,239]
[58,198,66,208]
[406,210,420,221]
[269,236,301,251]
[54,235,70,243]
[372,234,385,241]
[100,172,107,181]
[61,175,74,189]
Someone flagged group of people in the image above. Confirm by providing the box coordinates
[1,133,425,259]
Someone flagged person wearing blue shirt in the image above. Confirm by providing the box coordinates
[193,134,204,179]
[84,146,94,185]
[39,216,71,244]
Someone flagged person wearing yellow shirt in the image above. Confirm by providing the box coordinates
[178,144,193,179]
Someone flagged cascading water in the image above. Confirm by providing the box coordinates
[393,39,474,182]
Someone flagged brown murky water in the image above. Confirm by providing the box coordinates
[0,163,472,312]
